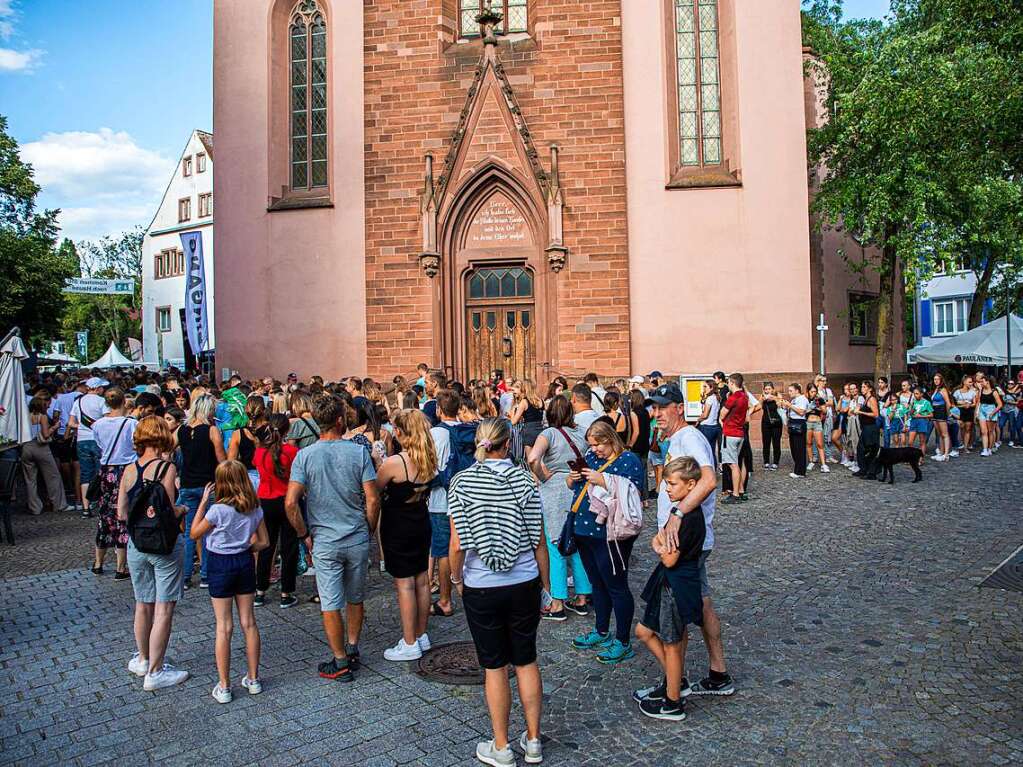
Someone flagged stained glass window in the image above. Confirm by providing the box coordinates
[466,267,534,299]
[290,0,328,190]
[459,0,528,38]
[675,0,721,167]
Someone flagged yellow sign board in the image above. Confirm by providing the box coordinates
[679,375,712,422]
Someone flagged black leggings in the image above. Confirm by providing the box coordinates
[576,534,635,644]
[762,421,783,465]
[256,496,299,594]
[857,423,881,476]
[788,426,807,476]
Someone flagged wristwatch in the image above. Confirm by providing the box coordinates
[670,508,686,520]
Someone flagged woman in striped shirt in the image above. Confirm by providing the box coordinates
[448,417,546,767]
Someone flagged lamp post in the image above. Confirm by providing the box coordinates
[816,313,829,375]
[1006,272,1013,379]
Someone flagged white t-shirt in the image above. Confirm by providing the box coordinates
[656,426,716,551]
[699,397,720,426]
[91,416,138,466]
[53,392,78,435]
[574,409,600,432]
[498,391,515,418]
[428,420,456,515]
[590,387,607,414]
[787,395,809,420]
[70,393,107,442]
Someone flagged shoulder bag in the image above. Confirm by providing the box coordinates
[556,442,613,558]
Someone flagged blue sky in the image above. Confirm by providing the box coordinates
[0,0,889,243]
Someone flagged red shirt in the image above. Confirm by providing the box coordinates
[254,444,298,499]
[722,390,749,439]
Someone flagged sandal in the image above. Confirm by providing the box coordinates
[430,601,454,617]
[430,580,440,595]
[91,566,104,575]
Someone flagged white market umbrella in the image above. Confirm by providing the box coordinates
[84,341,134,369]
[909,314,1023,366]
[0,332,33,447]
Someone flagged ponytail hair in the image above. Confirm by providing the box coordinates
[474,417,512,462]
[261,413,291,480]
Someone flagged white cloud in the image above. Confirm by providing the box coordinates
[21,129,174,242]
[0,1,45,72]
[0,47,41,71]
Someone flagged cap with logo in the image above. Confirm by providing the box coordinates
[648,383,684,405]
[647,370,664,380]
[85,377,110,389]
[629,375,646,384]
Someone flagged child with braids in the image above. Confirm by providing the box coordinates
[253,413,301,608]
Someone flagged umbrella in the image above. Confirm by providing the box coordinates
[0,329,32,447]
[979,543,1023,594]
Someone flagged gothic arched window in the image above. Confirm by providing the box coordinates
[290,0,328,190]
[674,0,721,167]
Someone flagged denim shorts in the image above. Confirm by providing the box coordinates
[205,549,256,599]
[429,512,451,559]
[979,403,998,422]
[77,440,101,484]
[311,541,369,611]
[127,537,184,603]
[909,418,931,433]
[807,420,824,433]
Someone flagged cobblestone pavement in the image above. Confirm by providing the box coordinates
[1,448,1021,766]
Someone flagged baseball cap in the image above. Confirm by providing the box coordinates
[85,376,109,389]
[647,370,663,379]
[629,375,646,384]
[287,372,299,381]
[648,383,684,405]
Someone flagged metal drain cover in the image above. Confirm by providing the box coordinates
[416,641,485,685]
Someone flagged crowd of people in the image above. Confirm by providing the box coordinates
[12,362,1021,766]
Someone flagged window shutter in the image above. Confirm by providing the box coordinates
[920,299,932,338]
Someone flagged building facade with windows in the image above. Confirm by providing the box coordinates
[141,130,215,368]
[911,267,1000,352]
[213,0,880,382]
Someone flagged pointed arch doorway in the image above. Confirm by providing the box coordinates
[436,173,552,384]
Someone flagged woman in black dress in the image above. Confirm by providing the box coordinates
[376,409,438,661]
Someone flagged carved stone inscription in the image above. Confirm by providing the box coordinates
[466,194,532,248]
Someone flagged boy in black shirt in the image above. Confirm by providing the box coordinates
[633,457,706,721]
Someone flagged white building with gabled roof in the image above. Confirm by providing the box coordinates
[141,129,215,368]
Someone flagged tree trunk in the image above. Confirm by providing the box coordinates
[968,250,996,329]
[873,240,899,382]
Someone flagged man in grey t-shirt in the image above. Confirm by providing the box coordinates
[287,394,380,682]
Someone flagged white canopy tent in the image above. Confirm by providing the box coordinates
[83,341,134,369]
[908,314,1023,366]
[0,333,33,447]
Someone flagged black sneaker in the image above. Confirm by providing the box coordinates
[279,594,298,609]
[639,697,686,721]
[688,673,735,696]
[317,657,354,682]
[542,609,568,622]
[198,579,209,589]
[253,593,265,607]
[183,578,192,591]
[632,678,666,703]
[344,644,360,669]
[81,509,93,518]
[113,570,130,581]
[564,599,590,617]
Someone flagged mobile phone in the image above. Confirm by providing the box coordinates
[568,458,587,473]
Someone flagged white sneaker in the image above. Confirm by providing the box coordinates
[211,683,232,704]
[417,633,432,652]
[929,454,946,462]
[949,450,960,457]
[788,472,803,479]
[384,638,423,662]
[820,464,830,473]
[848,464,860,473]
[241,676,262,695]
[128,653,149,678]
[981,449,991,457]
[995,441,1002,450]
[807,462,816,471]
[476,740,515,767]
[519,731,543,764]
[143,663,189,691]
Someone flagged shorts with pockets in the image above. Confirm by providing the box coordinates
[807,420,824,433]
[127,537,185,603]
[430,512,451,558]
[720,436,743,465]
[909,418,930,434]
[205,549,257,599]
[639,584,686,644]
[462,577,542,669]
[311,540,369,611]
[78,440,101,484]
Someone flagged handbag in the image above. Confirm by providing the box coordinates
[787,418,807,436]
[86,417,130,503]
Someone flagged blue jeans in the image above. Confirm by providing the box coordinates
[696,425,721,466]
[546,538,592,601]
[576,535,635,644]
[178,486,206,581]
[1011,410,1023,443]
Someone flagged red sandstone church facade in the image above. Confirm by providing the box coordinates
[212,0,903,383]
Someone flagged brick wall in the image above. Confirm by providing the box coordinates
[362,0,630,380]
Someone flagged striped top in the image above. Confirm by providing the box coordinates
[448,460,543,573]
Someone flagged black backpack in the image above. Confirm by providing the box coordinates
[127,461,179,555]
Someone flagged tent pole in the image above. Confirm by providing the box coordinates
[1007,278,1013,380]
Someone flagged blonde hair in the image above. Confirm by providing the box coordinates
[473,386,497,418]
[363,379,384,404]
[213,460,259,514]
[516,379,542,408]
[290,391,313,417]
[271,392,288,414]
[189,393,217,425]
[474,417,511,462]
[586,420,625,456]
[392,409,438,480]
[664,456,701,483]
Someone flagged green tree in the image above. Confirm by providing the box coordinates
[0,115,76,342]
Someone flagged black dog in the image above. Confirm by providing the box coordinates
[871,447,923,484]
